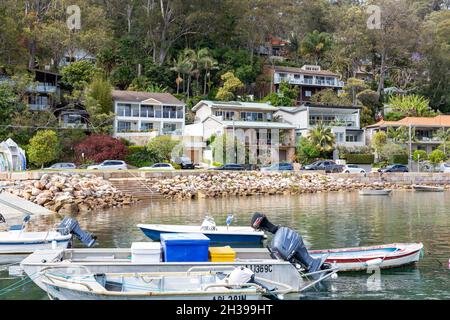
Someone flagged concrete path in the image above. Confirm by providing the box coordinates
[0,191,53,223]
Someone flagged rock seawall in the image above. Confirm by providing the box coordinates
[151,172,450,199]
[1,173,138,214]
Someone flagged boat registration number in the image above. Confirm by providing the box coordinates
[244,264,273,274]
[213,295,247,300]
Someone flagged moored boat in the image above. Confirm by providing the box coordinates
[0,215,96,264]
[412,185,444,192]
[359,189,392,196]
[40,266,292,300]
[310,243,423,271]
[138,216,265,245]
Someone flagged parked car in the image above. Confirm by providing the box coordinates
[44,163,77,170]
[87,160,128,170]
[212,164,245,171]
[302,160,344,173]
[443,166,450,173]
[139,163,175,171]
[171,156,195,169]
[378,164,409,173]
[260,163,294,172]
[439,162,450,172]
[342,165,366,174]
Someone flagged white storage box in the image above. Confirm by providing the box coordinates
[131,242,161,263]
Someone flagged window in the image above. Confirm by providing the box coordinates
[117,104,131,117]
[305,90,312,97]
[141,105,154,118]
[346,134,359,142]
[141,123,153,131]
[162,106,177,118]
[155,106,162,118]
[304,76,313,84]
[176,106,183,119]
[117,121,131,132]
[240,112,264,121]
[163,123,177,133]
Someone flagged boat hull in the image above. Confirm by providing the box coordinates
[359,189,392,196]
[21,248,303,293]
[413,185,444,192]
[310,243,423,271]
[138,224,265,245]
[44,285,262,301]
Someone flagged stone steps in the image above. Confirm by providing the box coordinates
[109,178,164,200]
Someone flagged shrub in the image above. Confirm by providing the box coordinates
[343,154,375,164]
[125,145,158,167]
[390,154,409,165]
[75,134,127,163]
[27,130,60,168]
[413,150,428,162]
[429,149,447,166]
[146,136,180,163]
[379,142,407,162]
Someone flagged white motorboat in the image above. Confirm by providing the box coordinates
[138,216,266,245]
[359,189,392,196]
[0,215,96,264]
[412,185,445,192]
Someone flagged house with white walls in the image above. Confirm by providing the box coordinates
[112,90,185,146]
[185,100,297,164]
[275,103,365,148]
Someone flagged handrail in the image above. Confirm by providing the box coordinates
[203,282,262,291]
[123,169,156,194]
[186,266,236,276]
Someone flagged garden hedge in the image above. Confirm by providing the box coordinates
[390,154,409,165]
[343,154,375,164]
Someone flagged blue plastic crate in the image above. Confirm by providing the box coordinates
[160,233,210,262]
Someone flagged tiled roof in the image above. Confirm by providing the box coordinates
[111,90,184,105]
[271,65,339,77]
[366,115,450,128]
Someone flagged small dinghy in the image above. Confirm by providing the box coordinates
[413,185,444,192]
[138,216,265,245]
[0,215,96,263]
[359,189,392,196]
[40,266,291,300]
[309,243,423,271]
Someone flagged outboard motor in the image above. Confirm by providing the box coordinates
[251,213,323,273]
[58,217,97,247]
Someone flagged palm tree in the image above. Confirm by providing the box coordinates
[387,126,415,144]
[170,56,185,94]
[197,48,219,95]
[389,95,432,117]
[435,128,450,154]
[308,121,336,155]
[300,30,333,65]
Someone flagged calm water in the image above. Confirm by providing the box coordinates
[1,191,449,300]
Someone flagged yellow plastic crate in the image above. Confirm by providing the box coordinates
[209,246,236,262]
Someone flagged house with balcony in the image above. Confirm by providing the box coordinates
[365,115,450,154]
[0,69,61,111]
[266,65,345,104]
[275,103,365,156]
[112,90,185,146]
[185,100,297,164]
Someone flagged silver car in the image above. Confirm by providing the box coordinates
[87,160,128,170]
[44,163,77,170]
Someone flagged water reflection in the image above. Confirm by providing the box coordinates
[2,190,449,300]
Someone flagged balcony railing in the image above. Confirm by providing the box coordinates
[274,75,344,87]
[309,120,357,128]
[28,103,50,110]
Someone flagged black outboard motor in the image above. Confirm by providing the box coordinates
[58,217,97,247]
[251,213,322,273]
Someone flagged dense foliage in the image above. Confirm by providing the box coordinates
[74,134,127,163]
[27,130,60,168]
